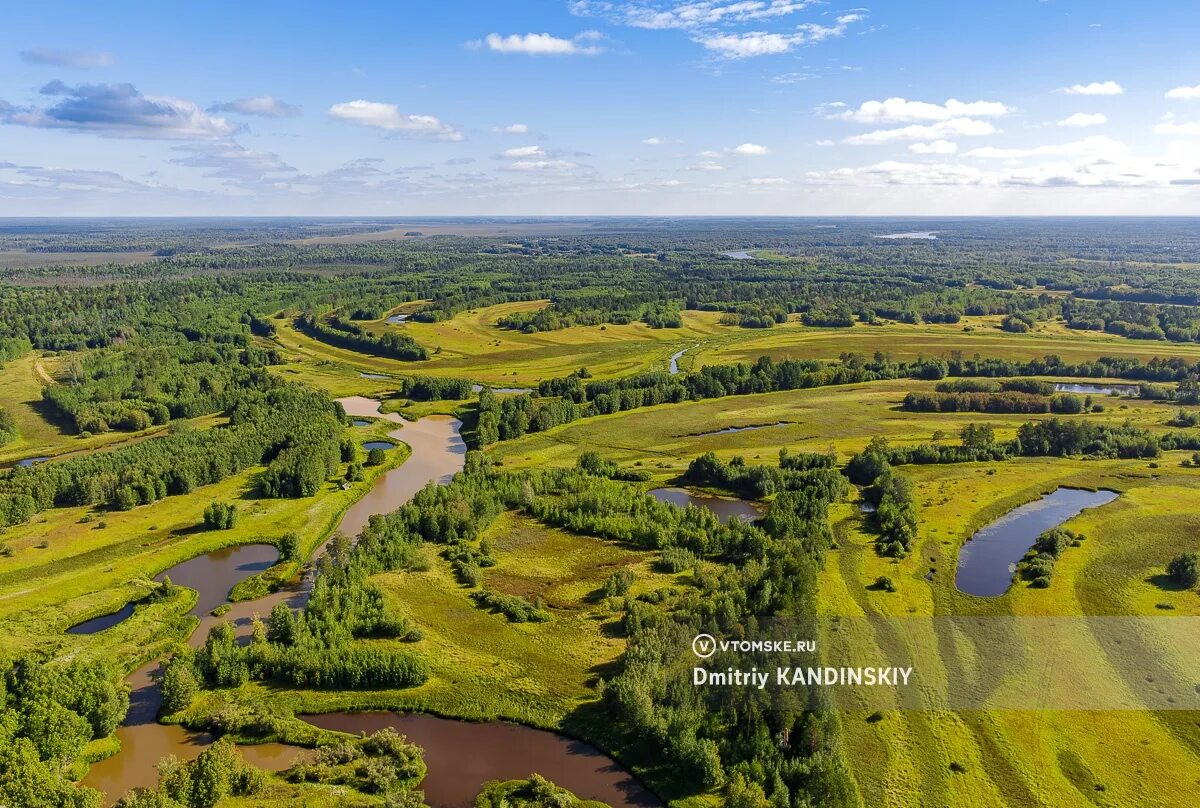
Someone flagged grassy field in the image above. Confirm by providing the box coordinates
[269,301,725,387]
[489,377,1191,473]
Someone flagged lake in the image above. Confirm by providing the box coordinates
[649,487,763,524]
[955,488,1118,597]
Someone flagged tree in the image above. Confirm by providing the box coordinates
[279,531,300,561]
[202,502,236,530]
[160,657,198,715]
[366,447,387,467]
[1167,553,1199,588]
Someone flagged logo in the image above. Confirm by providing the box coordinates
[692,633,717,659]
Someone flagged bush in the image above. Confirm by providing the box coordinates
[1166,553,1199,588]
[202,502,237,530]
[366,447,387,467]
[874,576,897,593]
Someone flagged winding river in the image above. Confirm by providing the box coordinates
[82,399,466,804]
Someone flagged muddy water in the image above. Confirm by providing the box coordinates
[649,487,763,524]
[303,712,661,808]
[955,487,1119,597]
[83,399,465,804]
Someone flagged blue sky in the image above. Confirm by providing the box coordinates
[3,0,1200,215]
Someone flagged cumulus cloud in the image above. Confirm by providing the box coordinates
[731,142,768,155]
[690,160,725,171]
[750,176,789,185]
[642,136,666,145]
[328,100,463,140]
[19,47,115,68]
[1166,84,1200,100]
[1064,80,1123,96]
[0,81,235,139]
[472,31,605,55]
[838,97,1011,124]
[209,95,301,118]
[908,140,958,155]
[844,118,997,145]
[494,123,529,133]
[500,145,546,158]
[1058,112,1107,127]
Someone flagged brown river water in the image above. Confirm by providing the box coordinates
[82,399,467,804]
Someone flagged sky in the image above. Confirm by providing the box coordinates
[3,0,1200,216]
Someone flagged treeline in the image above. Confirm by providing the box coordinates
[474,352,1200,449]
[295,313,428,361]
[0,382,343,526]
[903,390,1090,414]
[0,655,130,807]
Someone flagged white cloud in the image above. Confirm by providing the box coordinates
[695,14,864,58]
[698,149,721,157]
[1064,80,1123,96]
[1166,84,1200,100]
[572,1,821,30]
[501,145,546,158]
[732,142,768,155]
[170,141,297,182]
[210,95,301,118]
[909,140,958,155]
[474,31,605,55]
[690,160,725,171]
[839,97,1011,124]
[1058,112,1107,127]
[328,100,463,140]
[1154,119,1200,135]
[504,159,578,172]
[772,72,816,84]
[642,137,666,145]
[963,135,1126,160]
[750,176,789,185]
[845,118,997,145]
[494,123,529,134]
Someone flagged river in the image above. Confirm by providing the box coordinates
[82,399,466,804]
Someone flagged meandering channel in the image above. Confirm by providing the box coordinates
[82,399,466,804]
[954,487,1118,597]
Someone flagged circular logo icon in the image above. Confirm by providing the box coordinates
[692,633,717,659]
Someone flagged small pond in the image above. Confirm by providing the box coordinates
[875,231,939,240]
[360,372,391,380]
[363,440,396,451]
[17,456,50,467]
[386,313,409,324]
[722,249,756,259]
[649,487,762,524]
[955,488,1118,597]
[351,419,372,427]
[1053,382,1139,396]
[472,383,533,394]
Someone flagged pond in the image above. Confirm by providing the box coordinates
[351,419,372,427]
[16,456,50,467]
[722,249,756,259]
[875,231,939,240]
[363,440,396,451]
[472,383,533,394]
[955,488,1119,597]
[360,372,391,380]
[302,712,660,808]
[693,422,788,438]
[387,313,409,324]
[649,487,762,524]
[83,398,467,804]
[668,347,692,375]
[1053,382,1139,396]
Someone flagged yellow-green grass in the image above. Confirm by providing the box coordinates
[0,422,408,666]
[488,377,1193,473]
[271,301,728,385]
[0,353,219,465]
[820,457,1200,807]
[695,315,1200,367]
